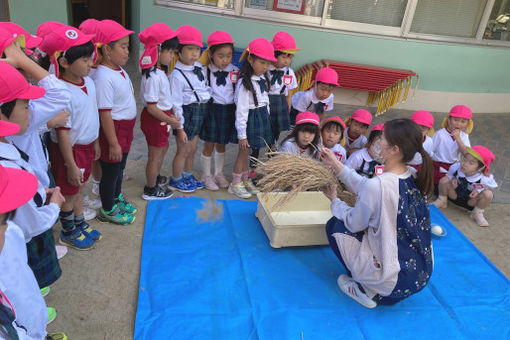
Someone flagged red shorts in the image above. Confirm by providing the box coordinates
[49,141,95,196]
[433,161,453,184]
[99,117,136,163]
[140,107,173,147]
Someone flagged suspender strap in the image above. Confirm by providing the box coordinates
[176,68,201,103]
[252,90,258,107]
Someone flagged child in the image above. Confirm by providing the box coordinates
[290,67,338,124]
[41,25,103,250]
[433,146,497,227]
[230,38,275,199]
[344,108,372,157]
[198,31,238,191]
[168,25,210,192]
[94,19,137,225]
[139,23,180,200]
[78,18,101,79]
[321,115,347,163]
[0,160,66,340]
[408,110,434,169]
[279,111,320,159]
[345,124,384,178]
[431,105,472,184]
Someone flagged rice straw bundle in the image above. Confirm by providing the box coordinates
[255,152,357,208]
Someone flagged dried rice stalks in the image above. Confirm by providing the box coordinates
[254,152,357,208]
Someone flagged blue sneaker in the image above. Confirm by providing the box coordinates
[168,176,196,193]
[59,228,95,250]
[184,174,204,190]
[76,220,102,241]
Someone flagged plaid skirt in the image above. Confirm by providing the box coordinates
[27,228,61,288]
[269,95,291,136]
[175,102,209,139]
[246,106,274,149]
[199,102,236,144]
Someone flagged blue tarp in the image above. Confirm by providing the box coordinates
[134,198,510,339]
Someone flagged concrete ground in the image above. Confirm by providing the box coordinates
[45,60,510,339]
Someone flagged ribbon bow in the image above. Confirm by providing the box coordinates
[257,78,268,93]
[270,69,284,85]
[213,70,229,86]
[314,102,326,114]
[193,66,205,81]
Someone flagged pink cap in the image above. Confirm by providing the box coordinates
[138,23,177,69]
[449,105,472,119]
[95,19,133,45]
[0,119,20,137]
[296,111,320,126]
[0,22,42,49]
[322,116,346,130]
[36,21,66,39]
[468,145,495,174]
[0,61,46,104]
[176,25,203,47]
[351,109,373,125]
[271,31,300,53]
[39,25,94,57]
[247,38,276,62]
[372,124,384,131]
[315,67,339,87]
[0,27,18,56]
[0,163,38,214]
[79,19,100,42]
[411,110,434,128]
[207,30,234,47]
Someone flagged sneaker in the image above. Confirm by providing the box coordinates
[157,175,168,186]
[337,274,377,309]
[203,176,219,191]
[142,185,174,200]
[77,220,102,241]
[214,173,229,189]
[59,228,95,250]
[432,198,447,209]
[116,193,137,214]
[471,212,489,227]
[92,180,100,196]
[228,182,252,199]
[243,179,260,194]
[97,205,135,225]
[83,194,102,209]
[47,333,68,340]
[123,172,131,181]
[83,207,97,221]
[40,286,50,298]
[168,177,196,193]
[185,174,204,190]
[47,307,57,324]
[55,245,68,260]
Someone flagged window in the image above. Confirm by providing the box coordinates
[173,0,235,10]
[245,0,325,17]
[483,0,510,41]
[327,0,409,27]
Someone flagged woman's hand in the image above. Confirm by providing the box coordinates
[239,139,250,150]
[320,148,344,175]
[322,184,338,201]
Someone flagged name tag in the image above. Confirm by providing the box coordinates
[334,152,343,161]
[375,165,385,176]
[229,71,239,83]
[283,74,293,86]
[472,183,484,191]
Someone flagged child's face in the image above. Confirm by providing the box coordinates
[63,55,93,78]
[1,99,30,135]
[107,36,130,66]
[249,56,271,76]
[448,116,469,132]
[274,53,294,69]
[368,136,382,158]
[159,48,176,67]
[297,129,315,148]
[315,83,333,101]
[347,119,368,139]
[179,45,200,65]
[321,125,342,148]
[211,46,233,70]
[460,153,482,176]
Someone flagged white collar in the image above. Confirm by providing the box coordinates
[361,148,374,162]
[251,75,261,81]
[268,64,288,72]
[0,141,21,161]
[208,63,234,72]
[175,60,200,71]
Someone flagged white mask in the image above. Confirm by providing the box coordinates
[372,140,385,164]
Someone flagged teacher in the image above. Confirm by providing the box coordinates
[321,118,434,308]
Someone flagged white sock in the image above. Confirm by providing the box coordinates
[201,154,212,177]
[214,151,225,176]
[472,207,484,214]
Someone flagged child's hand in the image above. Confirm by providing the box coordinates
[176,129,188,143]
[321,184,338,201]
[109,143,123,162]
[1,42,27,68]
[67,164,84,187]
[451,129,461,140]
[168,116,181,129]
[46,187,65,208]
[46,110,70,129]
[93,141,101,160]
[239,139,250,150]
[469,189,479,199]
[451,178,458,189]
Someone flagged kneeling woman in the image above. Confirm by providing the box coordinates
[321,118,434,308]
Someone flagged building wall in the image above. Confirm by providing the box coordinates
[7,0,68,33]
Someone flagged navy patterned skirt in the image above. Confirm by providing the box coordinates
[199,102,236,145]
[245,106,274,149]
[268,95,291,136]
[175,102,209,139]
[27,227,62,288]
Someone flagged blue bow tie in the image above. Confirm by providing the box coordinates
[193,66,204,81]
[257,78,268,93]
[213,70,228,86]
[270,69,284,85]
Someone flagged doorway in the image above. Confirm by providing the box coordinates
[69,0,131,29]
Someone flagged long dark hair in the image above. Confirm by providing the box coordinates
[239,53,269,97]
[384,118,434,197]
[282,123,320,158]
[142,36,179,78]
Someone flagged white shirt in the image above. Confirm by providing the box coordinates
[291,88,334,113]
[88,66,98,80]
[432,128,471,164]
[446,162,498,190]
[344,128,368,150]
[0,142,60,242]
[409,135,433,166]
[278,137,316,158]
[345,148,375,174]
[140,68,173,111]
[266,65,297,96]
[94,65,137,121]
[50,76,99,146]
[327,143,347,164]
[169,61,212,129]
[204,63,238,105]
[234,76,271,140]
[6,75,71,188]
[0,221,48,340]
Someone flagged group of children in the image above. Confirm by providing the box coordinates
[0,18,499,339]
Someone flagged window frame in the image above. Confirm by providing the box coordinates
[154,0,510,48]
